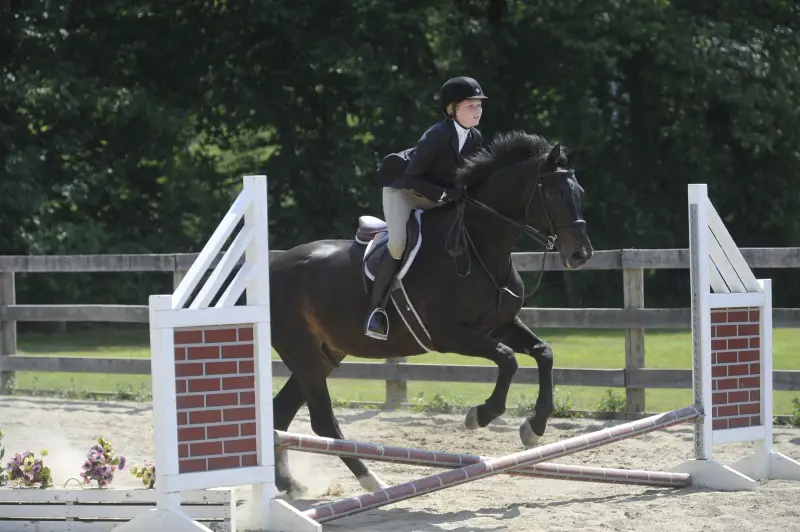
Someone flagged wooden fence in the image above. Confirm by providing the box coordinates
[1,248,800,415]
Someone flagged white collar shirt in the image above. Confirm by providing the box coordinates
[453,120,470,152]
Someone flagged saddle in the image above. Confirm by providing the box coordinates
[353,209,432,351]
[355,209,423,283]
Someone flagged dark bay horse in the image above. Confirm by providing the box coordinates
[268,131,593,496]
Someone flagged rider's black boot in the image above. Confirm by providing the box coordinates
[365,252,402,340]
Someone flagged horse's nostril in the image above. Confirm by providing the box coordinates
[572,249,587,261]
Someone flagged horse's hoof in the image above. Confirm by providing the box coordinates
[286,479,308,500]
[519,420,540,449]
[358,471,389,492]
[465,406,480,430]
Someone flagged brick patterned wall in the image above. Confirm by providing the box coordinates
[173,325,257,473]
[710,307,761,430]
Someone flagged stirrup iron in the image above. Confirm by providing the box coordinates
[365,307,389,340]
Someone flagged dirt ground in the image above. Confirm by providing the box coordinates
[1,396,799,532]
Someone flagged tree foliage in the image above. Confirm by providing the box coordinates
[2,1,799,309]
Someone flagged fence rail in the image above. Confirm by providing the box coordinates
[1,355,798,390]
[2,248,800,414]
[5,305,800,329]
[2,247,800,272]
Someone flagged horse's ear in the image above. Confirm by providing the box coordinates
[565,146,580,165]
[546,143,562,165]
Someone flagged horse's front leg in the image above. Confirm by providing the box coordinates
[432,323,519,430]
[490,317,554,449]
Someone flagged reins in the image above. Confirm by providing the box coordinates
[443,169,584,309]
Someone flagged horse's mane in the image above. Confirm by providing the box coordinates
[457,131,568,187]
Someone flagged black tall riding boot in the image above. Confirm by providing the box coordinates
[365,253,402,340]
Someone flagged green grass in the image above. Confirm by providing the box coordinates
[9,327,800,416]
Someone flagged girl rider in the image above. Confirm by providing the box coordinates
[366,76,488,340]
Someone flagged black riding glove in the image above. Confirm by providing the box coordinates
[440,185,465,203]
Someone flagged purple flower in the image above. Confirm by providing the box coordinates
[118,456,126,470]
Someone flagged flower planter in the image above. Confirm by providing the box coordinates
[0,487,235,531]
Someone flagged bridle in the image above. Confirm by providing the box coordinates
[444,167,586,308]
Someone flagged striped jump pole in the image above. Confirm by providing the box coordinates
[275,431,691,489]
[304,404,702,524]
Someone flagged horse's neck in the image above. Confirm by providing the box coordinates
[462,204,521,280]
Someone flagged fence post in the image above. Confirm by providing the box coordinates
[385,357,407,409]
[0,272,16,393]
[173,269,187,291]
[623,267,645,416]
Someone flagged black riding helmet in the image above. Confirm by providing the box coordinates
[440,76,488,115]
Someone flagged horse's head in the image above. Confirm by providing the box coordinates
[458,132,593,269]
[528,142,593,269]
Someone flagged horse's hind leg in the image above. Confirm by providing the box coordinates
[300,347,389,493]
[275,329,389,493]
[272,374,307,497]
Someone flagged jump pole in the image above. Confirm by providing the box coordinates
[275,430,692,488]
[303,405,702,524]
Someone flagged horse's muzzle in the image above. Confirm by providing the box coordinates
[565,246,592,269]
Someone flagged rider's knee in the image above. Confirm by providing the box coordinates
[387,241,404,260]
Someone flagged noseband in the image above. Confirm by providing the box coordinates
[443,167,585,307]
